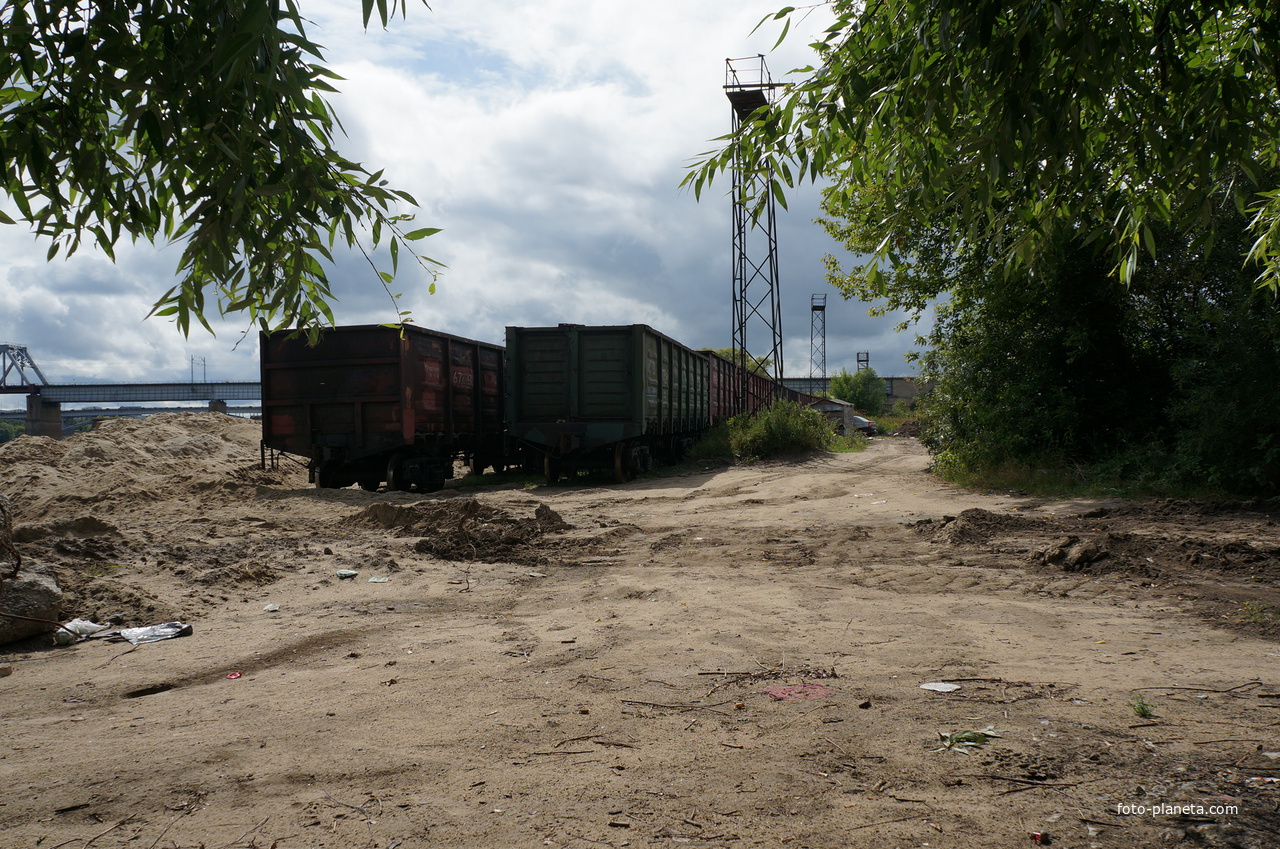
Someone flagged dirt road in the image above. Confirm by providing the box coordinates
[2,414,1278,848]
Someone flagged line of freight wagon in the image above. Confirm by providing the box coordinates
[260,323,820,492]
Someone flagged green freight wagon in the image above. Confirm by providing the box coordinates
[261,324,507,492]
[506,324,711,483]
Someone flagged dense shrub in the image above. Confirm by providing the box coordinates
[689,402,836,461]
[918,202,1280,496]
[727,401,834,459]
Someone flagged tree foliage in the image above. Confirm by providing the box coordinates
[0,0,436,336]
[0,420,24,443]
[712,346,773,375]
[912,192,1280,495]
[828,366,884,415]
[686,1,1280,293]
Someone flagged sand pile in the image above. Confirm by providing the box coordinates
[355,498,572,563]
[0,412,302,522]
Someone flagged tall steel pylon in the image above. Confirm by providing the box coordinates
[809,294,827,388]
[725,55,783,410]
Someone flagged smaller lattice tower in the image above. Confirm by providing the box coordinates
[857,352,870,371]
[809,294,827,386]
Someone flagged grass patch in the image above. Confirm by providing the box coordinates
[1129,694,1156,719]
[84,563,124,578]
[687,423,733,462]
[829,433,870,453]
[931,453,1239,501]
[1238,601,1278,625]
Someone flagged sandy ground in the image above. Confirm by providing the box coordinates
[2,413,1279,849]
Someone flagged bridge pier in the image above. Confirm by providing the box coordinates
[25,395,63,439]
[208,400,228,414]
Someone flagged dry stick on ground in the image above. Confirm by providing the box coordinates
[49,817,131,849]
[847,813,928,831]
[216,816,270,849]
[621,699,734,715]
[1131,682,1263,694]
[978,775,1081,788]
[147,801,201,849]
[324,792,380,818]
[554,734,601,748]
[95,645,141,668]
[757,703,838,737]
[824,736,849,754]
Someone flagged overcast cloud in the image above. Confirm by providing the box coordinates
[0,1,928,389]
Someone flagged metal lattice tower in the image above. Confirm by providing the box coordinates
[857,352,870,371]
[809,294,827,385]
[725,55,784,409]
[0,344,50,389]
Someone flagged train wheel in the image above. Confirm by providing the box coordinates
[469,455,486,477]
[613,443,634,484]
[358,479,381,492]
[315,461,341,489]
[423,465,447,493]
[386,455,411,492]
[543,455,561,485]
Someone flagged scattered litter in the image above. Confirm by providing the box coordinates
[1246,776,1280,786]
[525,572,547,578]
[368,576,390,583]
[104,622,193,645]
[919,682,962,693]
[263,603,281,611]
[336,569,360,580]
[934,725,1004,753]
[871,500,887,505]
[763,682,832,701]
[52,618,113,645]
[56,619,192,646]
[226,671,242,679]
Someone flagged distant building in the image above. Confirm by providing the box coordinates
[807,396,859,435]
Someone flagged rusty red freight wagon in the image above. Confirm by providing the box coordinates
[260,325,507,491]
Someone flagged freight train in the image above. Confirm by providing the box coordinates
[260,323,819,491]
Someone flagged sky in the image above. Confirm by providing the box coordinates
[0,1,928,390]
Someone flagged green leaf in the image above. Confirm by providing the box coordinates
[403,227,442,240]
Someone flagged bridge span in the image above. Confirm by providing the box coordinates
[2,382,262,439]
[1,344,265,438]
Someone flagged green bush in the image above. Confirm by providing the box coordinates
[728,401,834,459]
[688,423,733,462]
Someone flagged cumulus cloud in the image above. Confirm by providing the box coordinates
[0,1,926,394]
